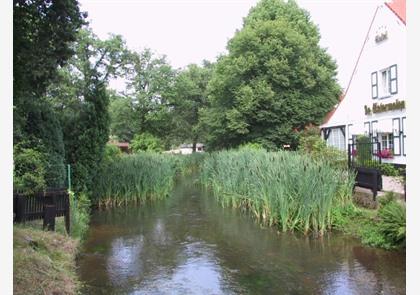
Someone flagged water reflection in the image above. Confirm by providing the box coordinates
[78,176,405,294]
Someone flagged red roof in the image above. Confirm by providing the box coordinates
[115,142,129,148]
[385,0,406,24]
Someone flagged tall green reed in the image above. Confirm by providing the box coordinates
[92,152,191,207]
[200,148,355,235]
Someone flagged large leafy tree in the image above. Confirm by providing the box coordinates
[168,62,213,151]
[13,0,85,188]
[107,49,175,146]
[202,0,341,150]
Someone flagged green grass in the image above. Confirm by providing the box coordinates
[200,148,355,235]
[13,226,80,295]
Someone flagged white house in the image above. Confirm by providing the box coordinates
[179,143,205,155]
[164,143,205,155]
[320,0,406,166]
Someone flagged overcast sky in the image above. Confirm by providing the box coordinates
[79,0,382,90]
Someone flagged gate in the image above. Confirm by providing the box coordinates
[348,140,382,200]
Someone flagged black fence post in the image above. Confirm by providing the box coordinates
[16,196,26,223]
[43,204,56,231]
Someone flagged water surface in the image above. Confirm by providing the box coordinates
[78,176,405,294]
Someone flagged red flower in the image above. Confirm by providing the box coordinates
[378,149,394,159]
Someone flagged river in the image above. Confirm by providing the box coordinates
[77,176,405,294]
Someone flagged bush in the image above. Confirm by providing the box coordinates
[103,143,123,163]
[378,195,406,248]
[13,145,47,194]
[298,126,347,170]
[379,163,400,176]
[130,133,163,153]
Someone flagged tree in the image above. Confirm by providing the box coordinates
[48,29,129,192]
[168,62,213,152]
[13,0,85,189]
[202,0,341,150]
[108,91,138,142]
[123,49,175,145]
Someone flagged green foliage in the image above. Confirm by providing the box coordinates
[130,133,164,153]
[238,142,266,151]
[332,192,406,250]
[378,194,406,248]
[13,0,83,192]
[200,149,354,235]
[103,144,123,163]
[123,48,175,143]
[13,144,47,194]
[379,163,400,176]
[69,191,91,240]
[109,93,138,142]
[92,153,182,207]
[202,0,340,150]
[298,126,347,170]
[13,0,85,99]
[168,62,214,149]
[48,29,128,193]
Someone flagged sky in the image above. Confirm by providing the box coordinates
[79,0,382,90]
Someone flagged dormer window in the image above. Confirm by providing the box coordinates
[371,64,398,99]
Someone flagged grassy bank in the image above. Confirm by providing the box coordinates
[13,226,80,295]
[200,148,354,235]
[333,193,406,250]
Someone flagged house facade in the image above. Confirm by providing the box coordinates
[320,0,406,166]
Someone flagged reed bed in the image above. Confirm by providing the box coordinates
[200,148,355,235]
[93,152,189,207]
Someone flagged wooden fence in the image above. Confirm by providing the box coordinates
[13,189,70,234]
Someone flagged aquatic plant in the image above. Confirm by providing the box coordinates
[92,152,190,207]
[200,148,355,235]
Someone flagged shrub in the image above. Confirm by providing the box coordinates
[379,163,400,177]
[378,195,406,248]
[13,145,47,194]
[298,126,347,170]
[130,133,163,153]
[103,143,123,163]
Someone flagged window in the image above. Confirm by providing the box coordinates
[371,72,378,99]
[389,64,398,94]
[326,128,346,151]
[380,133,393,150]
[372,65,398,99]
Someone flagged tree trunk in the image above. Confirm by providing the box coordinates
[192,141,197,153]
